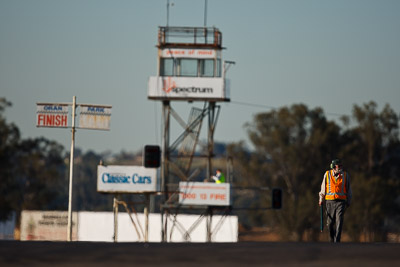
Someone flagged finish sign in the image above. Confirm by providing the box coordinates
[36,104,69,128]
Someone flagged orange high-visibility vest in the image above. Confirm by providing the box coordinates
[325,170,347,201]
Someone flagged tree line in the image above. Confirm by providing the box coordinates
[1,98,399,241]
[227,101,400,241]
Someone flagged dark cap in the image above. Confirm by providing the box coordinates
[330,159,342,169]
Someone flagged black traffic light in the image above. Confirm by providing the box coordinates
[272,188,282,209]
[143,145,161,168]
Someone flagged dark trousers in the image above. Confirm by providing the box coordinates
[325,200,346,242]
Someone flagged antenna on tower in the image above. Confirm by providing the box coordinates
[166,0,174,27]
[204,0,208,27]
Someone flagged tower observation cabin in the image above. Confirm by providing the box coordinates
[148,26,230,102]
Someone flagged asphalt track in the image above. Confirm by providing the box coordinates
[1,241,400,266]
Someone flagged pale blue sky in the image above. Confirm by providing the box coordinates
[1,0,399,154]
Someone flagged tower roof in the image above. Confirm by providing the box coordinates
[158,26,223,49]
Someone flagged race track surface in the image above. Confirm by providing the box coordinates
[1,241,399,266]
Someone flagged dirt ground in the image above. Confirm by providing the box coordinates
[1,240,400,266]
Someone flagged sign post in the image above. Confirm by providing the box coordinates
[67,96,76,242]
[36,96,112,241]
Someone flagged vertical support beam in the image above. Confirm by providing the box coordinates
[227,156,233,184]
[207,102,216,181]
[67,96,76,242]
[144,193,150,242]
[113,196,118,243]
[161,101,170,242]
[206,207,213,242]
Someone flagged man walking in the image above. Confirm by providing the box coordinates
[319,159,352,242]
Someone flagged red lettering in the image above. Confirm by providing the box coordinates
[197,50,213,55]
[46,114,54,126]
[38,114,45,125]
[61,115,67,126]
[181,193,196,199]
[55,115,61,126]
[54,114,67,126]
[166,50,185,56]
[210,194,225,200]
[37,114,68,127]
[216,194,226,200]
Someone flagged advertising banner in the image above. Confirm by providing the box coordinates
[79,105,112,130]
[20,211,78,241]
[179,182,231,206]
[148,76,230,101]
[161,48,220,59]
[97,165,157,193]
[36,104,69,128]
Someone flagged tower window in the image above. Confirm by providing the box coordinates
[179,59,198,77]
[160,58,221,77]
[200,59,214,77]
[161,58,174,76]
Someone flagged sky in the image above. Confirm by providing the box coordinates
[1,0,400,154]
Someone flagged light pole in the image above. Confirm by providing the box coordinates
[67,96,76,242]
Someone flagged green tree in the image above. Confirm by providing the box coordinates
[14,138,67,212]
[73,150,113,211]
[240,104,342,240]
[230,101,400,242]
[0,98,20,220]
[226,141,269,227]
[341,101,400,241]
[0,98,67,221]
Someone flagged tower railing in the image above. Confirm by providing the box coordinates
[158,26,222,48]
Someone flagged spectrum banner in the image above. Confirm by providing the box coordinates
[148,76,230,101]
[97,165,157,193]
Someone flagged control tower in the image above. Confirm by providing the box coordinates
[148,26,233,242]
[148,26,230,102]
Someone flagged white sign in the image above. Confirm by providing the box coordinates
[78,212,238,243]
[161,48,220,59]
[148,76,230,101]
[97,165,157,193]
[20,211,78,241]
[79,105,112,130]
[36,104,69,128]
[179,182,231,206]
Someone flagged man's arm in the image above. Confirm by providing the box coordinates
[212,175,220,182]
[319,172,327,205]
